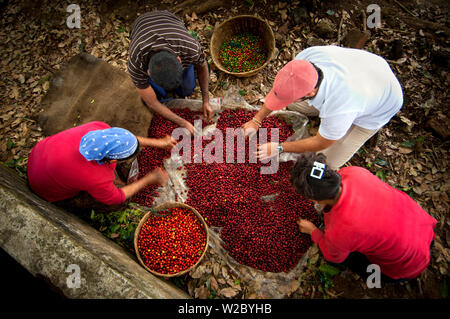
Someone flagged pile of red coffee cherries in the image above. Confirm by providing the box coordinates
[132,109,319,273]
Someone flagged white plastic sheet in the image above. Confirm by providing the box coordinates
[129,86,314,298]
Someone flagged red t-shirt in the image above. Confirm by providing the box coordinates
[311,166,437,279]
[27,121,126,205]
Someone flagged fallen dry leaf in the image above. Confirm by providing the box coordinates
[194,286,210,299]
[190,265,207,279]
[210,276,219,291]
[219,287,238,298]
[399,147,414,154]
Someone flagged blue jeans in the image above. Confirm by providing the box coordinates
[148,64,196,102]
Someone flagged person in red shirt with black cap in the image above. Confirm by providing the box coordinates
[289,152,437,282]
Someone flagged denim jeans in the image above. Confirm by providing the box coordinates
[148,64,196,102]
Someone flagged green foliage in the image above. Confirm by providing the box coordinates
[89,202,145,250]
[208,289,217,299]
[188,30,199,40]
[6,138,16,150]
[116,26,127,33]
[38,75,50,85]
[317,263,341,296]
[375,158,388,166]
[375,169,390,182]
[319,263,340,277]
[401,136,425,148]
[2,157,28,178]
[401,139,415,148]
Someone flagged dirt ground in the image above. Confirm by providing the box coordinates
[0,0,448,299]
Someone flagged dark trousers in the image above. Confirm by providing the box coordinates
[335,252,410,283]
[53,191,129,215]
[148,64,196,102]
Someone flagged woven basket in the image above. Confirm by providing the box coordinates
[210,15,275,77]
[134,202,209,278]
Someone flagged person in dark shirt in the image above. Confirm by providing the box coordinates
[128,10,213,135]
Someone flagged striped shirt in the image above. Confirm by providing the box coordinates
[128,10,205,89]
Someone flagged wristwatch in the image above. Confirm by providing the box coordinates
[277,143,284,154]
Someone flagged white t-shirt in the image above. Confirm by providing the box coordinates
[295,46,403,140]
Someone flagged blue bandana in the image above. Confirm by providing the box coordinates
[79,127,138,164]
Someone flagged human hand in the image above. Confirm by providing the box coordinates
[158,135,178,150]
[203,101,213,122]
[256,142,279,160]
[181,120,195,135]
[147,167,169,186]
[241,119,260,138]
[296,218,317,235]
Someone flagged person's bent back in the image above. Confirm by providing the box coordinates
[291,152,437,280]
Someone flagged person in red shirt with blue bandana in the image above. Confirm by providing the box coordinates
[27,121,177,213]
[290,152,437,282]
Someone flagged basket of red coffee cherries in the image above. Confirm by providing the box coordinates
[134,202,209,277]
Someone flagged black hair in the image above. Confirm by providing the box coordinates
[290,152,341,201]
[310,63,323,90]
[148,51,182,91]
[118,144,140,162]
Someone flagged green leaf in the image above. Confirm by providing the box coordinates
[110,224,121,233]
[6,138,16,150]
[116,26,126,33]
[38,75,50,85]
[188,30,199,40]
[239,90,247,96]
[415,136,425,144]
[318,264,340,277]
[375,158,388,166]
[376,170,386,181]
[118,211,129,224]
[208,289,216,299]
[401,139,415,148]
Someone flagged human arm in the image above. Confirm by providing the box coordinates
[194,60,213,121]
[298,218,350,263]
[256,131,336,160]
[120,167,168,199]
[136,135,177,150]
[241,104,273,137]
[297,218,318,235]
[137,86,195,134]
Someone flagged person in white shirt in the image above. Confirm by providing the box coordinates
[242,45,403,170]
